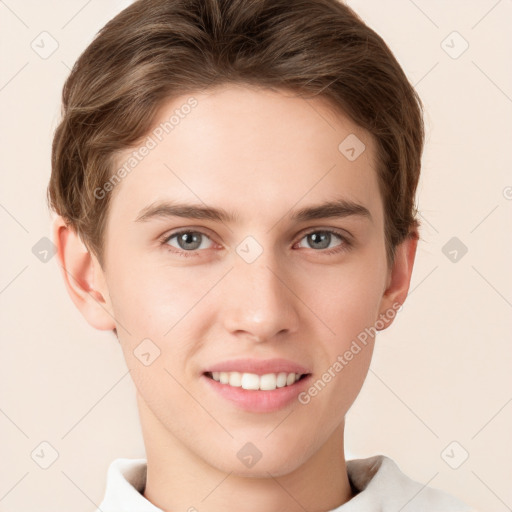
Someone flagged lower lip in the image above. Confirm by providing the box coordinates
[201,374,312,413]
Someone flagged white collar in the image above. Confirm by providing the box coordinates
[97,455,474,511]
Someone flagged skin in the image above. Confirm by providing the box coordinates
[53,84,417,511]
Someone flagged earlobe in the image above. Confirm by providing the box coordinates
[52,216,116,331]
[378,233,419,327]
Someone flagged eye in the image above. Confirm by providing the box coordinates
[296,229,351,254]
[162,230,215,257]
[160,228,352,259]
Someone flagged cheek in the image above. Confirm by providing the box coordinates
[106,259,221,386]
[107,265,201,401]
[298,268,380,422]
[108,258,212,337]
[302,256,386,343]
[295,249,385,410]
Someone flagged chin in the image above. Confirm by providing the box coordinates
[207,440,311,478]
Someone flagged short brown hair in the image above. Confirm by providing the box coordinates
[47,0,424,268]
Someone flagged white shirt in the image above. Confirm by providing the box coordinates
[96,455,477,511]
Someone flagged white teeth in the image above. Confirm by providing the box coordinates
[209,371,303,390]
[241,373,260,390]
[276,372,288,388]
[259,373,277,391]
[228,371,242,387]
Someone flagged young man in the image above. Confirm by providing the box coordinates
[47,0,476,510]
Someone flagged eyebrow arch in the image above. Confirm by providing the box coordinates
[134,198,372,224]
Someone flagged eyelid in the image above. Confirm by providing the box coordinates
[299,226,352,240]
[160,225,217,243]
[160,225,353,257]
[160,227,218,248]
[295,227,352,252]
[160,226,351,243]
[160,229,218,259]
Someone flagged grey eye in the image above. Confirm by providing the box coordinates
[166,231,213,251]
[298,231,343,250]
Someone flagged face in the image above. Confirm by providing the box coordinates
[84,84,405,476]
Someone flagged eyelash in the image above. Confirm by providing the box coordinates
[159,228,352,259]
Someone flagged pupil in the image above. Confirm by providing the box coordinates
[180,232,201,250]
[310,232,329,249]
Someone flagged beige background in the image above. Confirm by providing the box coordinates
[1,1,511,511]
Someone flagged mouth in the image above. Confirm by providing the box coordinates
[204,371,310,391]
[201,358,312,412]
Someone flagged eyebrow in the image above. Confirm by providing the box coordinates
[134,198,372,224]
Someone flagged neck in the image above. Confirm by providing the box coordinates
[139,394,353,512]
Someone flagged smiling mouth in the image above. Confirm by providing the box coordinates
[204,371,310,391]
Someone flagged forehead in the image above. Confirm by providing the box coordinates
[107,84,382,230]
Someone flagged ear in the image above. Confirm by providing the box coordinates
[377,232,419,330]
[52,215,116,331]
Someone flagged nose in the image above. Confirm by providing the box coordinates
[220,248,300,343]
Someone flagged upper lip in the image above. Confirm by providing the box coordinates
[204,358,311,376]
